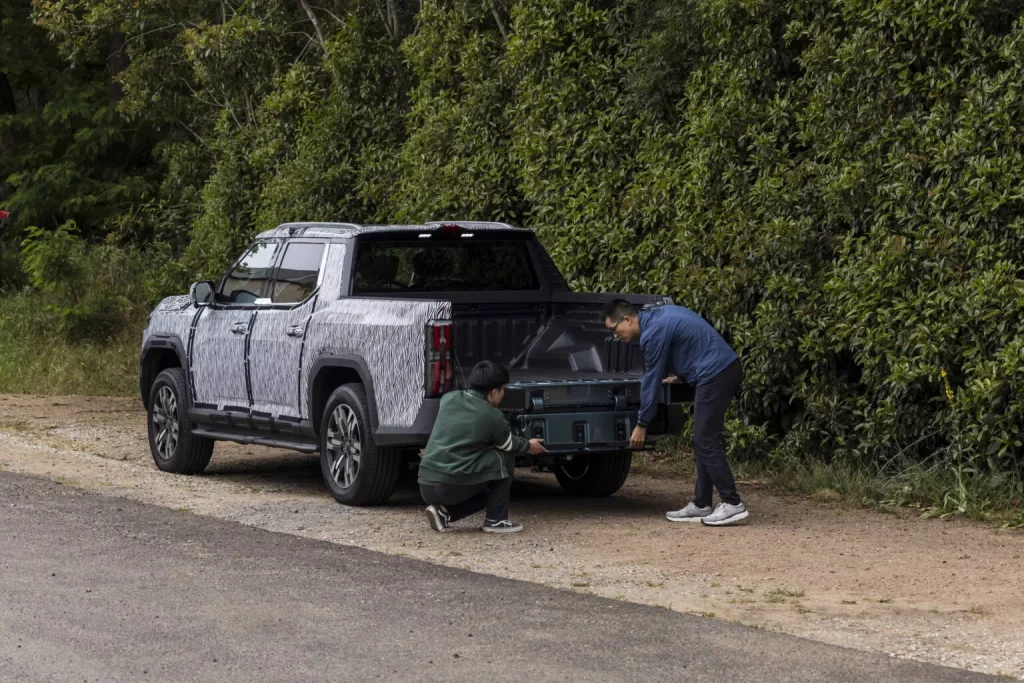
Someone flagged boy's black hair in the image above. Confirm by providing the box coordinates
[601,299,637,322]
[469,360,510,395]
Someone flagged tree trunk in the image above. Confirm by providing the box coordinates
[106,33,128,100]
[0,71,16,203]
[387,0,398,42]
[0,72,14,117]
[486,0,509,39]
[297,0,342,85]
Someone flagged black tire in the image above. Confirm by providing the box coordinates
[147,367,214,474]
[319,383,401,506]
[554,452,633,497]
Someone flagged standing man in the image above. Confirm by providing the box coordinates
[603,300,748,526]
[419,360,547,534]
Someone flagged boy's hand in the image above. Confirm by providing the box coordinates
[528,438,546,455]
[629,425,647,448]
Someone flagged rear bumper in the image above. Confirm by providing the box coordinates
[372,380,688,450]
[511,410,636,450]
[510,402,683,451]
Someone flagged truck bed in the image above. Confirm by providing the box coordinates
[451,296,694,417]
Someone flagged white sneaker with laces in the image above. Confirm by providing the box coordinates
[700,502,749,526]
[665,502,712,523]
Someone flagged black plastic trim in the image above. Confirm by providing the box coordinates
[307,354,381,433]
[373,398,441,446]
[139,335,189,408]
[191,406,317,442]
[186,307,204,402]
[244,310,257,406]
[191,427,318,453]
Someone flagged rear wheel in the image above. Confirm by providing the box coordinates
[147,368,214,474]
[319,383,400,506]
[554,452,632,497]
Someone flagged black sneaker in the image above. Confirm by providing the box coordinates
[425,505,452,533]
[482,519,523,534]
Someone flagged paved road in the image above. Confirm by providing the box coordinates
[0,472,993,682]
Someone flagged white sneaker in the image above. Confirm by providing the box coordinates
[700,502,749,526]
[666,502,712,523]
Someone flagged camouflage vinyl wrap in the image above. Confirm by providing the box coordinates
[143,237,451,428]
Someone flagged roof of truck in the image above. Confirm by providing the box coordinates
[255,221,531,240]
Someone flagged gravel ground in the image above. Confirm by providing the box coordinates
[1,392,1022,678]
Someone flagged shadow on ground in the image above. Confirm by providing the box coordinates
[202,448,676,519]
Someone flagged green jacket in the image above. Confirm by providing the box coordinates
[418,390,529,486]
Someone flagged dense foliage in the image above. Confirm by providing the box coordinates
[2,0,1023,510]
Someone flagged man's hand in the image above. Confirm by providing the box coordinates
[662,374,681,384]
[629,425,647,449]
[528,438,547,455]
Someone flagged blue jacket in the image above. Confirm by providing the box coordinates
[637,305,738,425]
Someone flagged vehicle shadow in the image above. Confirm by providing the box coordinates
[203,449,323,491]
[388,471,673,518]
[200,447,675,518]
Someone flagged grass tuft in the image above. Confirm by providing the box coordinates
[0,290,142,396]
[635,445,1024,527]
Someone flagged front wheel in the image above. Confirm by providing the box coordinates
[554,452,632,497]
[147,368,214,474]
[319,383,400,506]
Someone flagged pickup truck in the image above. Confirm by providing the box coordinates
[140,221,688,505]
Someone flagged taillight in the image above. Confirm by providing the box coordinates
[425,321,455,397]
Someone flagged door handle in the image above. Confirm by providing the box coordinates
[286,325,305,338]
[231,322,248,335]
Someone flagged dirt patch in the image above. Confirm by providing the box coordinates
[1,392,1022,678]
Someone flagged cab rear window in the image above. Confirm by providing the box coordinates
[352,239,540,293]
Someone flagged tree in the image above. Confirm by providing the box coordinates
[0,0,156,241]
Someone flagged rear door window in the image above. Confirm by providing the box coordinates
[271,241,326,304]
[352,239,539,293]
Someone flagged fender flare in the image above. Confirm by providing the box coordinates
[139,335,189,408]
[307,354,381,435]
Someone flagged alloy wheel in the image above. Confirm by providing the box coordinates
[152,386,179,460]
[326,404,362,489]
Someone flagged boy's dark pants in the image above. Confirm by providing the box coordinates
[692,359,743,507]
[419,455,515,522]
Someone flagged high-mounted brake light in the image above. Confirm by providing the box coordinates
[436,223,462,237]
[425,321,455,397]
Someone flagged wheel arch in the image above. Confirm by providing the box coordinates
[140,337,188,409]
[308,355,380,438]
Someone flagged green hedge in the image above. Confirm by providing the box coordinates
[381,0,1024,483]
[19,0,1024,497]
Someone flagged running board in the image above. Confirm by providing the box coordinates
[191,428,319,453]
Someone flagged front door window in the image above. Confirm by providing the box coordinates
[220,241,281,304]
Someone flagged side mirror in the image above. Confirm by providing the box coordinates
[190,281,215,307]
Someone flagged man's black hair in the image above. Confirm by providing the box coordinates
[469,360,510,395]
[602,299,638,322]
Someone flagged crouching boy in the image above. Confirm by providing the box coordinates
[419,360,546,533]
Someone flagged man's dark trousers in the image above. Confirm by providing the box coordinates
[692,359,743,507]
[420,455,514,522]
